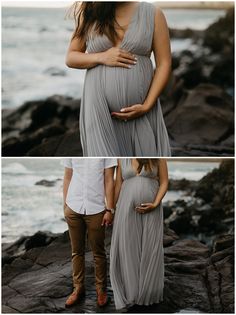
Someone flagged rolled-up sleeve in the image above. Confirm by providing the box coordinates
[61,158,73,168]
[104,159,118,169]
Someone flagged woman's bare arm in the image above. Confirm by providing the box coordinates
[152,159,169,207]
[143,8,172,111]
[114,160,123,206]
[63,167,73,206]
[112,7,171,120]
[65,33,137,69]
[65,35,99,69]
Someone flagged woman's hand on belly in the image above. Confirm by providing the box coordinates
[135,202,158,214]
[111,103,148,121]
[99,47,137,69]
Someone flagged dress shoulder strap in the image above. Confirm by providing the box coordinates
[143,2,156,25]
[140,2,156,52]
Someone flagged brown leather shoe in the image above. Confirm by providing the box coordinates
[97,289,110,307]
[65,287,85,308]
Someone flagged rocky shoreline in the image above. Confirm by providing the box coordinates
[2,229,234,313]
[2,161,234,313]
[164,160,234,246]
[2,8,234,157]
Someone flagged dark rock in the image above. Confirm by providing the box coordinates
[171,144,234,157]
[208,49,234,90]
[2,228,233,313]
[166,208,193,235]
[164,161,234,246]
[27,129,83,156]
[163,227,179,247]
[163,203,173,219]
[195,160,234,212]
[2,231,58,267]
[169,178,197,191]
[220,134,234,147]
[203,8,234,53]
[1,305,19,313]
[2,124,67,156]
[213,234,234,253]
[2,257,35,285]
[24,231,58,251]
[2,255,16,266]
[2,95,81,157]
[161,9,234,156]
[165,84,234,147]
[44,67,66,77]
[207,234,234,313]
[173,57,207,89]
[35,179,61,187]
[170,28,203,40]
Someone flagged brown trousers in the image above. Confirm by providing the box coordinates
[64,205,107,291]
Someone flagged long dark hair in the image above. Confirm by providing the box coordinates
[136,159,159,174]
[69,2,120,44]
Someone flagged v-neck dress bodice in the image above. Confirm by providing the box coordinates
[121,158,159,180]
[80,2,171,157]
[86,2,152,57]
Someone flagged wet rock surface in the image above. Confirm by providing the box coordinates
[2,9,234,157]
[2,228,234,313]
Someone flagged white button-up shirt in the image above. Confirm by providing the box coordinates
[62,159,117,215]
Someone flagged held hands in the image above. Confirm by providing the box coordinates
[135,203,158,214]
[111,104,148,121]
[101,211,113,227]
[100,47,137,69]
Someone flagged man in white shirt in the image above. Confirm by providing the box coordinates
[62,158,117,308]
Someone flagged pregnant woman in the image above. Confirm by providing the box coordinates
[66,2,171,156]
[110,159,168,310]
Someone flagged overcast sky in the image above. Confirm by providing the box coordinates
[2,1,72,7]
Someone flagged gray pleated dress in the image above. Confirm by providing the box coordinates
[80,2,171,157]
[110,159,164,310]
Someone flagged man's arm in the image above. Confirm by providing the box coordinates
[63,167,73,207]
[102,167,115,226]
[104,167,115,210]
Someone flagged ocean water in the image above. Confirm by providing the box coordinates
[2,6,226,108]
[2,159,220,243]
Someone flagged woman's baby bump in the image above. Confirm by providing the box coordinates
[103,56,153,113]
[122,176,158,209]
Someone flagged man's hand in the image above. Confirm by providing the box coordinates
[135,203,158,214]
[101,211,113,226]
[111,104,148,121]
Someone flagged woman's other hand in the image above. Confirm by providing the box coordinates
[111,104,149,121]
[99,47,137,69]
[135,202,158,214]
